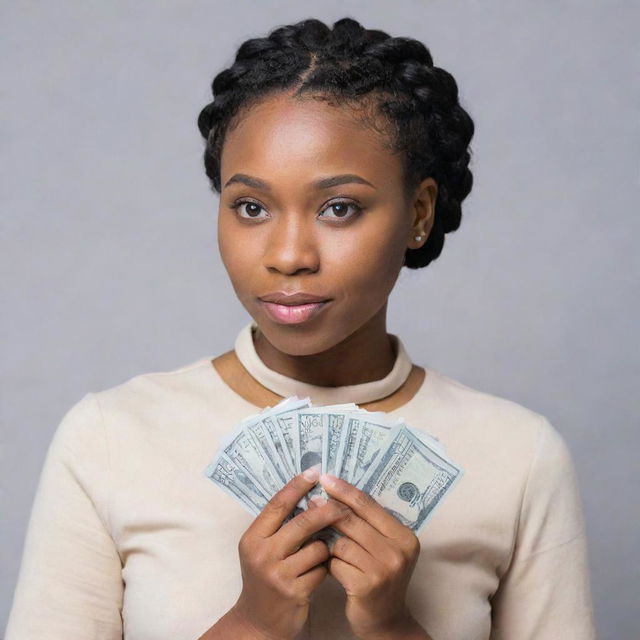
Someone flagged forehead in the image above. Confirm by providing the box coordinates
[220,92,403,186]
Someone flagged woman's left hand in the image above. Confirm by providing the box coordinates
[309,474,432,640]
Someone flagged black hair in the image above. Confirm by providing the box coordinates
[197,17,474,269]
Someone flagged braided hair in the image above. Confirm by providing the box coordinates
[197,17,474,269]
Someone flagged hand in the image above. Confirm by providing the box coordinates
[311,474,429,640]
[230,468,352,640]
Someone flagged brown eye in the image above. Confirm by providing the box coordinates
[318,200,363,221]
[231,199,269,220]
[242,203,263,217]
[330,203,349,217]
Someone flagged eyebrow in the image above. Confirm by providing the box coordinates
[223,173,376,191]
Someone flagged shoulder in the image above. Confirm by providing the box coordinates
[53,355,227,449]
[408,367,575,489]
[412,369,585,549]
[416,366,554,440]
[91,354,222,415]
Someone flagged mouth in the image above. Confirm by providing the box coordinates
[257,293,331,325]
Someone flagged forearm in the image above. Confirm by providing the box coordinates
[197,605,284,640]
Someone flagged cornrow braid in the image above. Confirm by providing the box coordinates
[197,17,474,269]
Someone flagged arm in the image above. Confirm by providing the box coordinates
[489,416,596,639]
[4,393,124,640]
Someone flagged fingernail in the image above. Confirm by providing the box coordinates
[319,473,337,488]
[303,465,320,482]
[309,495,328,508]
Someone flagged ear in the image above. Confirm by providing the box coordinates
[407,177,438,250]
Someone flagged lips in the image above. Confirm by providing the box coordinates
[258,291,332,325]
[258,291,331,306]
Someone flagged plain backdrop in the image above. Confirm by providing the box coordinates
[1,1,638,638]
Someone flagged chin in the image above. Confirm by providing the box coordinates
[254,316,355,357]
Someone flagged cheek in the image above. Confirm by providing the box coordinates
[323,220,407,298]
[217,219,254,294]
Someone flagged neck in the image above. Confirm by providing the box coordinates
[252,306,396,387]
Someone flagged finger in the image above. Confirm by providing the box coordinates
[274,498,351,556]
[282,539,330,577]
[296,564,328,595]
[320,474,410,540]
[329,500,390,559]
[328,556,367,594]
[330,533,378,574]
[250,467,320,538]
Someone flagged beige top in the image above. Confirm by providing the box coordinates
[5,323,596,640]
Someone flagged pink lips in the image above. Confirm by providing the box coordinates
[259,300,329,325]
[258,291,331,325]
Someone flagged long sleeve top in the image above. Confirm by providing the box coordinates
[4,331,596,639]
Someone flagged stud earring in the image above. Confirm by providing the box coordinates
[414,235,423,241]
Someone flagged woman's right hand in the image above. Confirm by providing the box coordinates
[227,466,349,640]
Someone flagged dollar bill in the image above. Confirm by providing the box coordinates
[333,409,390,484]
[295,405,358,502]
[294,403,358,476]
[359,423,463,533]
[334,415,361,484]
[260,414,295,477]
[322,411,350,477]
[219,421,283,498]
[294,410,324,473]
[203,451,268,515]
[350,418,391,487]
[274,399,312,476]
[204,398,463,539]
[241,396,312,485]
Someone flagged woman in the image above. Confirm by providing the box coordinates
[5,17,595,640]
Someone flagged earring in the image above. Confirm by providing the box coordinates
[414,235,423,241]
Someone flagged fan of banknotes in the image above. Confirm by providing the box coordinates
[203,396,463,535]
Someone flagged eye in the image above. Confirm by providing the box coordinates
[230,199,270,220]
[318,200,363,222]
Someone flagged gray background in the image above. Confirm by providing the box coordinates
[2,1,638,638]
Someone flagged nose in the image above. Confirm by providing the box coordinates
[263,213,320,276]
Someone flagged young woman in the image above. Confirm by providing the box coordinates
[5,17,595,640]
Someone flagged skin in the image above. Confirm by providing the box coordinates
[212,348,426,414]
[201,90,436,640]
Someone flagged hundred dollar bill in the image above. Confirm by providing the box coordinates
[351,418,391,487]
[203,452,268,516]
[294,410,324,473]
[306,406,355,543]
[322,411,351,478]
[219,421,283,498]
[244,417,290,487]
[274,399,313,477]
[295,404,358,502]
[294,403,358,476]
[240,396,311,485]
[335,409,388,484]
[360,423,463,533]
[204,452,303,525]
[204,398,463,541]
[294,409,325,504]
[260,414,295,478]
[334,415,361,484]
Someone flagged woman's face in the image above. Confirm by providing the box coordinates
[218,92,435,356]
